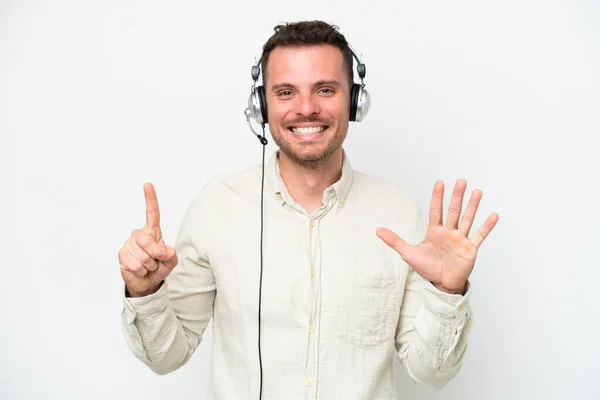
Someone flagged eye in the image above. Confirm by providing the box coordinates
[318,88,335,95]
[278,90,293,97]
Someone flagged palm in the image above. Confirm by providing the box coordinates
[406,225,478,291]
[377,179,499,294]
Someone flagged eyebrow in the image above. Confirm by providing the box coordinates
[270,80,343,92]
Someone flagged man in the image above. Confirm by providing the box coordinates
[119,20,499,399]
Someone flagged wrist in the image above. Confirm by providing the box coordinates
[432,281,466,295]
[126,283,161,298]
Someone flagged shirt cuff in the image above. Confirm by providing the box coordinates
[421,280,471,321]
[122,281,169,324]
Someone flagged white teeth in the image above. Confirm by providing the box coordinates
[291,126,326,135]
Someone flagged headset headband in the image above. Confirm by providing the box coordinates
[251,48,366,84]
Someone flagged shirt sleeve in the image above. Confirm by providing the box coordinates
[121,185,217,375]
[395,203,473,391]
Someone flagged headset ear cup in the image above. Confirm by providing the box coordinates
[350,84,360,122]
[257,86,268,124]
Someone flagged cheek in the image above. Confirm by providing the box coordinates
[327,100,350,122]
[271,107,287,123]
[266,101,289,125]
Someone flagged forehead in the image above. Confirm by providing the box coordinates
[265,44,346,85]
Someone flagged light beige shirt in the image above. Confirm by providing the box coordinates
[121,150,472,399]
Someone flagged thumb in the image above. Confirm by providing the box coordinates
[155,244,178,268]
[376,227,414,262]
[149,245,178,285]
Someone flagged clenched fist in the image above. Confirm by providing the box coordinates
[119,183,178,297]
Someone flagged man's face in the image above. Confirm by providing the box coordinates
[264,44,351,166]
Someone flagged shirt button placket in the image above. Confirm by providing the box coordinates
[307,216,320,399]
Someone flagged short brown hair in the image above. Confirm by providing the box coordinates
[260,20,355,88]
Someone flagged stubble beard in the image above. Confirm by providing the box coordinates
[271,118,349,170]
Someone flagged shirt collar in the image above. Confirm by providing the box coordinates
[266,149,354,208]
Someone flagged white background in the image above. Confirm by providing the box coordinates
[3,0,599,399]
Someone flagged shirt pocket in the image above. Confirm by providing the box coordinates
[339,273,401,349]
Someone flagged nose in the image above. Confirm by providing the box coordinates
[294,92,320,117]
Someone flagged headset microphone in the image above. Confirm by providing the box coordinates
[244,108,269,145]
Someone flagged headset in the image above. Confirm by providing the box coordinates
[243,44,370,400]
[245,48,370,131]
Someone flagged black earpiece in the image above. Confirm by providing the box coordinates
[349,51,370,122]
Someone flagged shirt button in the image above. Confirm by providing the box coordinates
[310,219,316,227]
[309,325,315,333]
[306,378,312,386]
[311,268,316,278]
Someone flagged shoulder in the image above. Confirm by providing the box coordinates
[185,163,262,211]
[350,169,420,213]
[350,169,427,244]
[176,163,262,236]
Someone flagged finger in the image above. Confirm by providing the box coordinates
[133,229,165,261]
[144,182,161,230]
[119,250,148,278]
[429,181,444,227]
[376,227,416,262]
[128,244,159,273]
[446,179,467,229]
[458,189,482,236]
[471,213,500,250]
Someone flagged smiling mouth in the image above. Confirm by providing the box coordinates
[288,126,328,135]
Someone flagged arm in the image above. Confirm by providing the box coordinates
[377,179,498,390]
[121,187,217,375]
[395,209,473,391]
[396,269,472,390]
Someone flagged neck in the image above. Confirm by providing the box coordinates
[278,148,343,214]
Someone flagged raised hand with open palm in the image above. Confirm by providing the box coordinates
[376,179,499,294]
[118,183,179,297]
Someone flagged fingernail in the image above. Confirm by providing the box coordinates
[156,247,164,257]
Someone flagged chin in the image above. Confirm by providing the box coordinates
[280,142,342,165]
[272,124,346,164]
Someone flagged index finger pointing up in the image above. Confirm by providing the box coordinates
[143,182,160,229]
